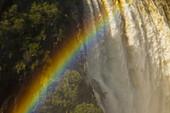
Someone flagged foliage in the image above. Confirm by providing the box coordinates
[0,0,104,113]
[73,102,103,113]
[32,70,103,113]
[0,1,67,107]
[0,2,62,76]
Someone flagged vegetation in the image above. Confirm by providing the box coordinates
[73,102,103,113]
[0,1,65,106]
[0,0,103,112]
[32,70,103,113]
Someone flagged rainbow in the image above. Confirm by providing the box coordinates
[10,0,133,113]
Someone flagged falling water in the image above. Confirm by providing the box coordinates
[83,0,170,113]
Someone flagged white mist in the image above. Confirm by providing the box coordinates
[83,0,170,113]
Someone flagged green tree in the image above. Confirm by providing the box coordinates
[73,102,103,113]
[33,70,103,113]
[0,0,86,112]
[0,1,66,107]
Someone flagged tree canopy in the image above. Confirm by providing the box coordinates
[0,0,103,112]
[32,70,103,113]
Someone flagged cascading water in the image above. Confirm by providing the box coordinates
[83,0,170,113]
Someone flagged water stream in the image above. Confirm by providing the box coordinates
[84,0,170,113]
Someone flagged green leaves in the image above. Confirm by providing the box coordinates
[73,102,103,113]
[0,1,104,113]
[15,61,26,74]
[0,2,63,105]
[2,5,17,20]
[0,1,63,76]
[33,70,103,113]
[54,70,82,108]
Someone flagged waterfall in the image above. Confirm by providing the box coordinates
[83,0,170,113]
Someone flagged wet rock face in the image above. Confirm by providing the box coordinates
[84,0,170,113]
